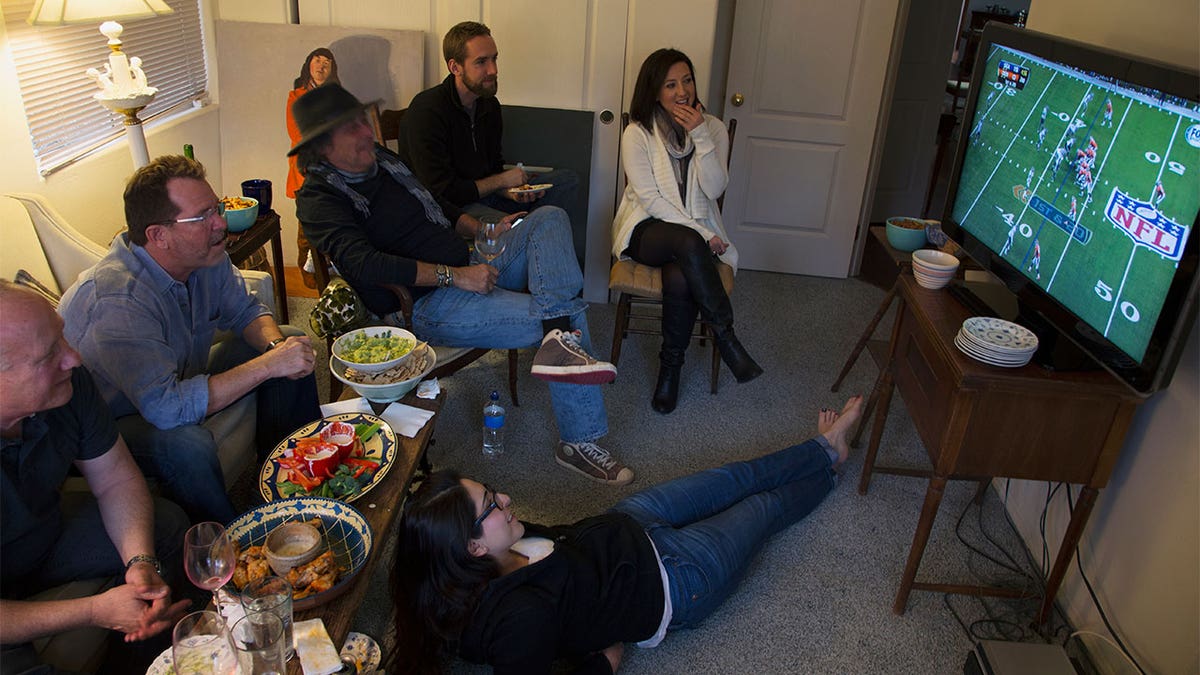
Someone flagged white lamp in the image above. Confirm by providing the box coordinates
[27,0,174,169]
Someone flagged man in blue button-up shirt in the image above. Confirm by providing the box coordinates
[59,155,320,522]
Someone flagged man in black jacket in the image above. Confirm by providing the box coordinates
[397,21,579,222]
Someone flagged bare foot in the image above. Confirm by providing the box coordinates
[818,407,838,436]
[819,395,863,468]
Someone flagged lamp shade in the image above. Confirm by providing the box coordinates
[26,0,173,25]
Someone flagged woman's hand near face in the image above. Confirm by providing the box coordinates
[671,101,704,132]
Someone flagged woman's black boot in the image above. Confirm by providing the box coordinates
[652,298,695,413]
[678,253,763,383]
[712,326,763,383]
[651,363,682,413]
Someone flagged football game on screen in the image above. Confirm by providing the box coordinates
[950,43,1200,363]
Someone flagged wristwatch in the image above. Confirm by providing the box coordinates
[265,337,287,351]
[435,264,455,288]
[125,554,163,575]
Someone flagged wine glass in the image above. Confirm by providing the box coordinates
[475,219,506,262]
[184,522,237,612]
[172,610,238,674]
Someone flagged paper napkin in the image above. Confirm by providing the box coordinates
[320,397,435,438]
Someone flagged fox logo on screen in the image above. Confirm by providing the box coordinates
[1105,188,1186,261]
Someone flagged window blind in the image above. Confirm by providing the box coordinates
[3,0,208,175]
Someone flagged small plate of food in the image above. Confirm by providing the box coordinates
[509,183,553,194]
[227,497,372,611]
[259,413,397,503]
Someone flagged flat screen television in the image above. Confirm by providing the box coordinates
[941,22,1200,395]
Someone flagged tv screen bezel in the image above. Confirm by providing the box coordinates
[940,23,1200,395]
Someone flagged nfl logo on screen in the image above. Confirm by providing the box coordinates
[1105,188,1187,261]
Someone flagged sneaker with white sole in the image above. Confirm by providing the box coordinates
[555,441,634,485]
[531,329,617,385]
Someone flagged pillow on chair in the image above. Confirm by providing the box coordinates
[310,276,369,339]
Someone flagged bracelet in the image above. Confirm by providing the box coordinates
[435,264,454,288]
[265,337,287,351]
[125,554,163,575]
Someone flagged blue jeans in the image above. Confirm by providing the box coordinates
[121,325,320,523]
[411,205,607,443]
[610,438,837,628]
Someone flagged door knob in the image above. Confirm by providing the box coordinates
[731,93,744,107]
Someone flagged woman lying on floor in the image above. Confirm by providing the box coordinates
[391,395,863,674]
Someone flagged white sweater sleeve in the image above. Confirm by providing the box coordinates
[621,123,695,226]
[690,115,729,203]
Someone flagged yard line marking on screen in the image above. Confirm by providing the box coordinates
[962,69,1057,224]
[1103,115,1183,337]
[1047,94,1131,289]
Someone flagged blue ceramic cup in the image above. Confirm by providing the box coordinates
[241,179,272,213]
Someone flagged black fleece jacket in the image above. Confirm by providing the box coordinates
[457,513,666,675]
[398,74,505,207]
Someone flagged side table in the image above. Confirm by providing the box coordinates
[226,210,289,324]
[861,274,1142,622]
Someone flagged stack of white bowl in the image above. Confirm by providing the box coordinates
[954,317,1039,367]
[910,249,960,289]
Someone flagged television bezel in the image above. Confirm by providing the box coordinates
[940,23,1200,395]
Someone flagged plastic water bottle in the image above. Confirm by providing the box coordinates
[482,390,505,458]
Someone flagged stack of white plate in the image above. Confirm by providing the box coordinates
[954,317,1039,367]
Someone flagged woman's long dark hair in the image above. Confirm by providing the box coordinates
[293,48,340,90]
[629,48,700,132]
[390,470,500,674]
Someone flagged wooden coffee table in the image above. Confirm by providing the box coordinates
[285,391,443,673]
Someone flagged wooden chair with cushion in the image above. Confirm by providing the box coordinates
[608,115,737,393]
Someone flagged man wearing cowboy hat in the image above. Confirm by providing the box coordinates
[292,84,634,486]
[59,156,322,522]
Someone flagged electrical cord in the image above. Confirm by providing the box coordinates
[1064,486,1147,675]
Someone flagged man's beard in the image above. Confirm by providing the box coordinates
[464,73,498,99]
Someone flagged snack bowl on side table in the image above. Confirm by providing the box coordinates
[221,196,259,232]
[885,216,930,252]
[227,497,372,611]
[331,341,437,403]
[912,248,961,272]
[332,326,418,373]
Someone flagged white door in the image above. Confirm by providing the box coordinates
[871,0,961,221]
[722,0,902,277]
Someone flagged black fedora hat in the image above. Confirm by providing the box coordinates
[287,84,382,156]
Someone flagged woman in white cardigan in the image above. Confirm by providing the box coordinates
[612,48,762,414]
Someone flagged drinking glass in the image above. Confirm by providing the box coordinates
[184,522,237,612]
[241,576,294,661]
[474,219,506,262]
[172,610,237,675]
[230,612,287,674]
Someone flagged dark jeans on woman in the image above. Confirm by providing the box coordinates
[609,437,837,628]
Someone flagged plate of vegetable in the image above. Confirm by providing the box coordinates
[258,413,396,503]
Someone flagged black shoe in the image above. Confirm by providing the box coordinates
[651,364,681,414]
[715,328,763,383]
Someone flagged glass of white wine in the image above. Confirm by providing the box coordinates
[475,219,506,262]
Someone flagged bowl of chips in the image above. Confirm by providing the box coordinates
[222,196,259,232]
[330,341,436,403]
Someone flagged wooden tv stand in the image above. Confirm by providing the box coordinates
[860,274,1143,622]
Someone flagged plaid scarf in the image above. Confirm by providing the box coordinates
[307,147,452,228]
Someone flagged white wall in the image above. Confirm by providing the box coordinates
[0,6,223,249]
[1011,6,1200,673]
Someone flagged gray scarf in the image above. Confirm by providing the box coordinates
[653,107,695,201]
[307,147,452,228]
